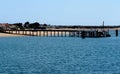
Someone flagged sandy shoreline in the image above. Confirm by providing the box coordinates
[0,33,24,37]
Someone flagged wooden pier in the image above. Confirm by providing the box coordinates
[4,29,111,38]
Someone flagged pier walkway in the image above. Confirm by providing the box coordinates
[3,29,111,38]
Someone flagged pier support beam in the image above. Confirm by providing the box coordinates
[54,31,55,37]
[116,29,118,37]
[51,31,52,37]
[64,31,66,37]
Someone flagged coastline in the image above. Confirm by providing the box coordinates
[0,28,119,37]
[0,33,24,37]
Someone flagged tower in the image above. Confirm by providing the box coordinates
[103,21,104,27]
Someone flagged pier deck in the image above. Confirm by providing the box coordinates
[4,29,111,38]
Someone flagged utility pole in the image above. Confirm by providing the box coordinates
[103,21,104,27]
[102,21,104,31]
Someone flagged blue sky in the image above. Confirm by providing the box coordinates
[0,0,120,25]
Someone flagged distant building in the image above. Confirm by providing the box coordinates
[0,23,17,30]
[0,23,9,30]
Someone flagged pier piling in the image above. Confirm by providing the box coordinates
[116,29,118,37]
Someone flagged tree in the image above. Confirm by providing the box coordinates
[29,22,40,29]
[24,21,30,28]
[13,23,23,29]
[43,23,47,26]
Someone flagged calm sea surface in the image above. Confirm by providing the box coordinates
[0,30,120,74]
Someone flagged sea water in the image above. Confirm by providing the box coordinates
[0,30,120,74]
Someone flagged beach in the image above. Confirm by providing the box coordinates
[0,33,24,37]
